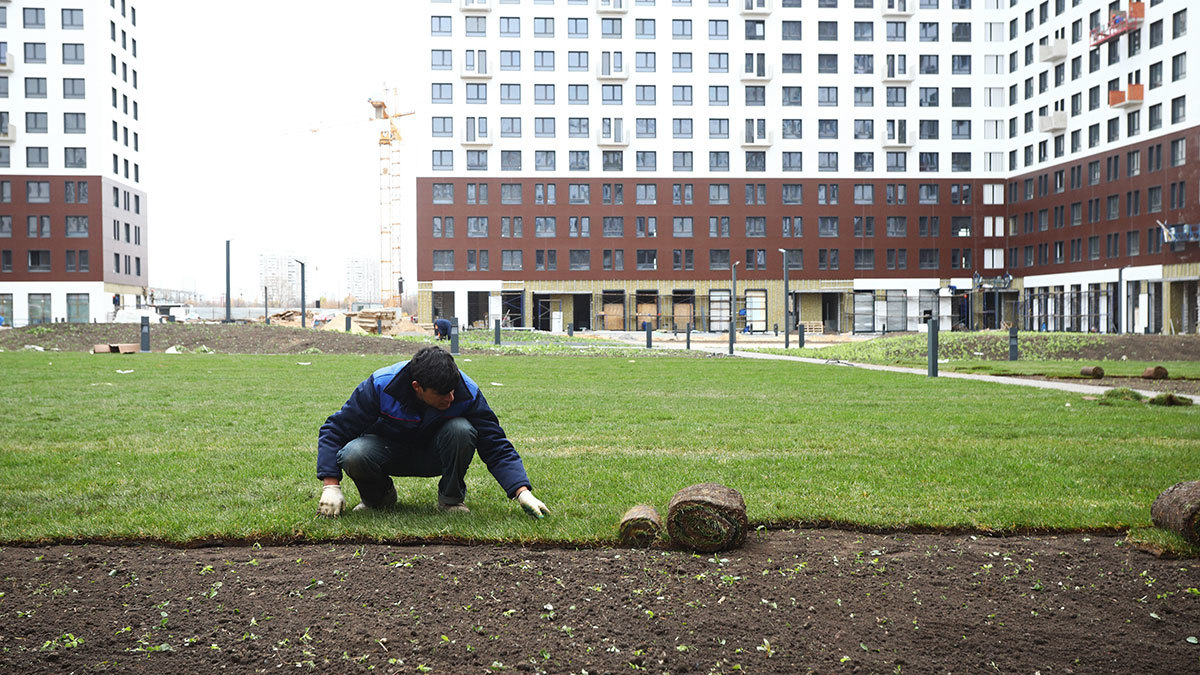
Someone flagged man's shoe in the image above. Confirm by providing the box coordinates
[437,501,470,514]
[353,485,397,512]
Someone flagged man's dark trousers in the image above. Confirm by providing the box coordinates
[337,418,477,507]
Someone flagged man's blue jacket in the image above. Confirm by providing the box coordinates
[317,360,531,498]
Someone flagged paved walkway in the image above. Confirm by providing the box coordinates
[598,330,1159,398]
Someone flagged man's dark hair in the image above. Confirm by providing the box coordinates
[409,346,459,394]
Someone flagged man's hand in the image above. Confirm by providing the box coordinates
[318,484,346,517]
[516,489,549,519]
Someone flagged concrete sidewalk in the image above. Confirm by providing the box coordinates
[601,330,1160,398]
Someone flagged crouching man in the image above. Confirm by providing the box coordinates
[316,345,549,519]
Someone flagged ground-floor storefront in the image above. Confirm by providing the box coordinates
[419,263,1200,336]
[0,281,149,327]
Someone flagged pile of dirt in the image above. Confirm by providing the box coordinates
[2,530,1196,673]
[0,323,429,356]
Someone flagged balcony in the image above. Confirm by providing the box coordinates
[739,0,771,15]
[597,129,630,147]
[1090,2,1144,47]
[741,130,774,148]
[0,52,13,73]
[459,57,493,80]
[0,122,15,144]
[739,65,774,82]
[461,134,492,148]
[882,129,911,149]
[882,66,914,82]
[1039,39,1067,63]
[460,0,491,12]
[1109,83,1144,107]
[596,0,629,13]
[1038,111,1068,132]
[882,0,914,17]
[597,62,630,81]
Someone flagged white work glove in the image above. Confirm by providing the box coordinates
[517,490,549,519]
[318,484,346,517]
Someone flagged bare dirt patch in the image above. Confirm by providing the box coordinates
[0,323,426,356]
[3,530,1198,673]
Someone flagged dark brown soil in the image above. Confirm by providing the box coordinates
[1026,375,1200,396]
[3,530,1198,674]
[0,323,426,356]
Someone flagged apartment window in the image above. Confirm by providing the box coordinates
[636,18,655,38]
[502,250,523,271]
[818,217,839,237]
[709,52,729,73]
[818,21,837,41]
[855,22,874,42]
[1173,9,1187,39]
[534,17,554,37]
[636,249,657,270]
[62,43,85,64]
[887,22,906,41]
[854,249,875,270]
[27,147,49,168]
[710,151,730,171]
[568,17,588,38]
[431,16,452,36]
[27,215,51,238]
[817,249,840,270]
[709,19,729,40]
[672,19,692,39]
[853,216,875,237]
[818,87,837,106]
[603,17,622,38]
[64,147,86,168]
[746,86,766,106]
[746,19,765,40]
[466,149,488,171]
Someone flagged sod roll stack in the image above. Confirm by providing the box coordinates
[666,483,748,553]
[1151,481,1200,545]
[618,505,663,547]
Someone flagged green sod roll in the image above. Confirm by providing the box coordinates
[618,505,663,547]
[666,483,748,553]
[1151,481,1200,545]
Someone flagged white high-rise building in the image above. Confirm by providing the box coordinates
[409,0,1197,334]
[345,256,381,304]
[1,0,148,325]
[258,253,301,306]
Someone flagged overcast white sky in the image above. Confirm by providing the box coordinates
[140,1,420,302]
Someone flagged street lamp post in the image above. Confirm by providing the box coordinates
[778,248,789,349]
[294,259,306,328]
[729,261,740,355]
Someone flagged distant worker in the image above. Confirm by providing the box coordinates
[315,345,550,519]
[434,317,451,340]
[112,294,121,311]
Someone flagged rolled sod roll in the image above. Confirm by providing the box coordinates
[1080,366,1105,378]
[1142,365,1169,380]
[619,505,663,547]
[666,483,748,553]
[1151,481,1200,545]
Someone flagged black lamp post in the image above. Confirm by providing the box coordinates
[294,259,306,328]
[778,248,789,349]
[729,261,739,355]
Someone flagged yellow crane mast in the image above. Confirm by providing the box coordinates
[368,96,414,308]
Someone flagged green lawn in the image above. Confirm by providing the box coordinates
[1,352,1197,553]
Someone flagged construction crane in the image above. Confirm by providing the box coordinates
[368,94,414,308]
